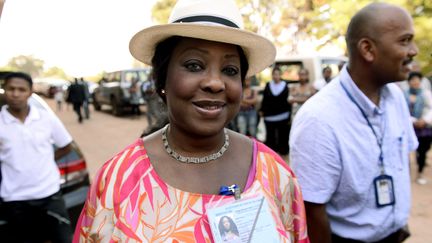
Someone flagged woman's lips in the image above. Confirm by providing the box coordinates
[192,100,226,117]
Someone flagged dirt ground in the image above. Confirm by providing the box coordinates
[46,98,431,242]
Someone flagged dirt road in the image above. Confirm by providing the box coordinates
[45,98,431,242]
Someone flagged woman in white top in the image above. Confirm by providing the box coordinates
[405,71,432,185]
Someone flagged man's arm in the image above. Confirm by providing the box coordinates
[54,142,72,160]
[305,201,332,243]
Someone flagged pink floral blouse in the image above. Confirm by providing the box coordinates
[74,139,309,242]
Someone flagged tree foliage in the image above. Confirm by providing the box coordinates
[1,55,68,79]
[151,0,316,51]
[6,55,44,77]
[311,0,432,74]
[43,66,68,79]
[151,0,432,74]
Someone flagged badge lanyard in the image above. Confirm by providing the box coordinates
[340,82,386,174]
[340,82,395,207]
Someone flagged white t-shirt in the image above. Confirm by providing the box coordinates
[54,90,64,101]
[0,104,72,201]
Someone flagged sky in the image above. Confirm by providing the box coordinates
[0,0,157,77]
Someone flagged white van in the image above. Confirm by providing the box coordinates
[254,55,347,109]
[274,55,348,85]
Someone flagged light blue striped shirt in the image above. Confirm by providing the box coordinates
[290,66,418,242]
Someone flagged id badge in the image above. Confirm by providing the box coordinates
[373,174,395,207]
[206,194,280,243]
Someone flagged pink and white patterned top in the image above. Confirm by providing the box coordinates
[74,139,309,243]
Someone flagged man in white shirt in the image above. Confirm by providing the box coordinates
[290,3,418,243]
[0,72,73,242]
[313,66,333,91]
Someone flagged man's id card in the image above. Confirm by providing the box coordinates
[207,195,280,243]
[373,174,395,207]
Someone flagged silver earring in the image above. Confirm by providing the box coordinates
[161,89,166,94]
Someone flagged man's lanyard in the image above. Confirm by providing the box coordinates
[340,82,386,174]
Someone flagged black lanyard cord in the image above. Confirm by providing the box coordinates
[340,82,386,174]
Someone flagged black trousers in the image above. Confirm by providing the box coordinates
[131,104,141,116]
[3,191,73,243]
[72,102,83,122]
[264,118,290,155]
[332,227,409,243]
[416,136,432,173]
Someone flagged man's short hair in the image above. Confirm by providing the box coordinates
[322,66,331,73]
[4,71,33,88]
[408,71,423,81]
[345,3,394,57]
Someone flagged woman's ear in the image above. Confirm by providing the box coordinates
[357,37,376,62]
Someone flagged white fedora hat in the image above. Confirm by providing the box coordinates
[129,0,276,77]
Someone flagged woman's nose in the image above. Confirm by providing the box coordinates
[201,72,225,93]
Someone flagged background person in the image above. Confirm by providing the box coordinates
[67,78,86,123]
[54,86,64,112]
[0,72,73,242]
[80,77,90,119]
[260,67,291,159]
[74,0,308,242]
[397,60,431,92]
[290,3,418,243]
[313,66,333,91]
[140,78,169,135]
[129,77,142,117]
[288,68,316,120]
[405,71,432,185]
[236,76,258,137]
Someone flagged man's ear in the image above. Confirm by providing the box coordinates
[357,37,376,62]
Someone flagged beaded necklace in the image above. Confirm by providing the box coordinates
[162,124,230,164]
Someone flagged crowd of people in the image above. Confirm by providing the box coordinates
[0,0,430,242]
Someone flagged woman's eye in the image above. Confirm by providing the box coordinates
[184,62,203,72]
[223,66,239,76]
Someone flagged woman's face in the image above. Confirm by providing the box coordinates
[272,70,281,83]
[165,38,243,135]
[223,217,231,230]
[409,76,421,89]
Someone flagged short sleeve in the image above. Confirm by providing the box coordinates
[49,112,72,148]
[290,116,341,204]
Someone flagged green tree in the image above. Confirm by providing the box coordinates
[151,0,317,48]
[152,0,175,24]
[7,55,44,77]
[43,66,67,79]
[151,0,432,74]
[310,0,432,74]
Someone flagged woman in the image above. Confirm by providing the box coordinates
[288,68,315,120]
[260,67,291,157]
[74,0,308,242]
[236,77,258,137]
[405,71,432,185]
[218,216,240,242]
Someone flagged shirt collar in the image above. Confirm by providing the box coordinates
[339,66,390,117]
[1,103,40,124]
